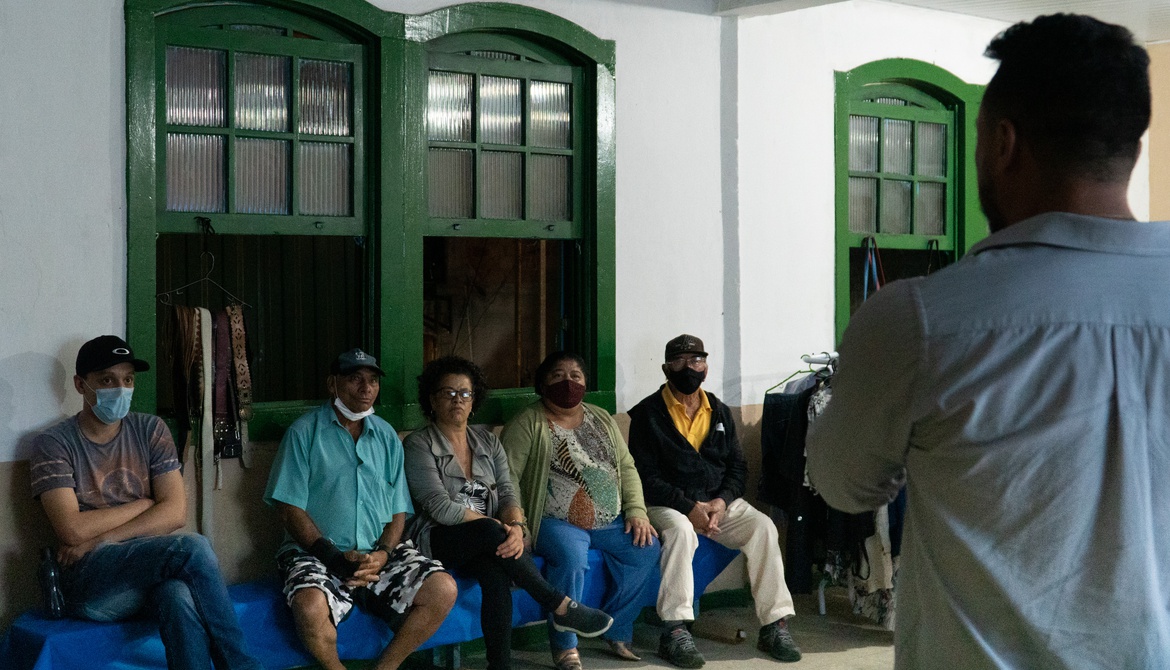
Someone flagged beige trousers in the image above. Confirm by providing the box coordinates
[648,498,795,625]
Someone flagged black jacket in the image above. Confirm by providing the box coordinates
[627,386,747,514]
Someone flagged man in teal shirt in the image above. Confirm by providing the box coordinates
[265,348,456,670]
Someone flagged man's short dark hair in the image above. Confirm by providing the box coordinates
[983,13,1150,181]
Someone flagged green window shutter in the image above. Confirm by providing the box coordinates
[833,59,987,343]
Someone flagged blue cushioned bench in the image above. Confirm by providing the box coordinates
[1,538,739,670]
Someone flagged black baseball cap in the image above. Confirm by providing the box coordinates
[665,334,707,360]
[76,335,151,377]
[331,348,385,376]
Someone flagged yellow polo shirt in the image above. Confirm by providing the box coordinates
[662,384,712,451]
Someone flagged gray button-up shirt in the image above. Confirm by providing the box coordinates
[807,212,1170,669]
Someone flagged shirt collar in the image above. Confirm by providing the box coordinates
[970,212,1170,258]
[322,401,369,437]
[661,384,711,413]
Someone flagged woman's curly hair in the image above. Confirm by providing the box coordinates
[417,355,489,419]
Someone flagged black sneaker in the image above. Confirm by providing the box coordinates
[552,600,613,637]
[659,626,706,668]
[757,618,801,662]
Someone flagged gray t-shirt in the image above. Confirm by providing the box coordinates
[30,413,181,510]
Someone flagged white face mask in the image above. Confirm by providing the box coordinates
[334,397,374,422]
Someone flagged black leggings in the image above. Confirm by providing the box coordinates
[430,518,565,670]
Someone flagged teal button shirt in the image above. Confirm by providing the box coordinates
[265,402,412,553]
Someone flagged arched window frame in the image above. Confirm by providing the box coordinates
[833,58,986,342]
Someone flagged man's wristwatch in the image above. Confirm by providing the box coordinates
[372,542,391,555]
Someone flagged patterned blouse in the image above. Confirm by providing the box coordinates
[455,479,491,516]
[544,411,621,530]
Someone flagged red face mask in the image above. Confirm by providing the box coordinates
[543,378,586,409]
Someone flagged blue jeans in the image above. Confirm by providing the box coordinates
[61,533,262,670]
[536,516,661,651]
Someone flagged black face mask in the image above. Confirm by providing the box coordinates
[667,367,706,395]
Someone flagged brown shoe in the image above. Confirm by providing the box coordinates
[605,640,642,661]
[553,648,583,670]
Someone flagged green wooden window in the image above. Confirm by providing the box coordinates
[418,35,588,394]
[834,59,987,342]
[126,0,617,436]
[149,7,371,411]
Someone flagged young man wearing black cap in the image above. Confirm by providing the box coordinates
[30,335,261,669]
[628,335,800,667]
[264,348,457,670]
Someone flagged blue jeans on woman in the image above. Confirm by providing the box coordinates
[536,515,661,651]
[61,533,262,670]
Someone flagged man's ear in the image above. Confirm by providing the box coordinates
[989,117,1020,176]
[73,374,85,395]
[325,375,336,397]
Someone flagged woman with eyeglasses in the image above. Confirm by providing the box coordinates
[403,355,612,670]
[501,352,660,670]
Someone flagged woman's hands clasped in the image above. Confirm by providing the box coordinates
[496,521,526,559]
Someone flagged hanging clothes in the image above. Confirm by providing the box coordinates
[760,359,903,630]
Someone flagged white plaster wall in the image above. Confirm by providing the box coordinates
[0,0,126,462]
[732,0,1007,404]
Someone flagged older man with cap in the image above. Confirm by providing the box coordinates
[29,335,262,670]
[264,348,457,670]
[628,335,800,667]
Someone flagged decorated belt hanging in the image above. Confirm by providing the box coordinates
[213,309,242,470]
[227,304,254,468]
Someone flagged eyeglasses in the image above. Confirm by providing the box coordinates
[436,387,474,401]
[666,355,707,372]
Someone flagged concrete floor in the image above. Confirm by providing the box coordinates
[505,590,894,670]
[339,589,894,670]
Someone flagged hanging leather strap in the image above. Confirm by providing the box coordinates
[227,304,254,468]
[212,309,242,472]
[196,307,215,536]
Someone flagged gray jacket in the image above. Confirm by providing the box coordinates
[403,422,520,556]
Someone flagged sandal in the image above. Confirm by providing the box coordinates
[553,647,583,670]
[605,640,642,661]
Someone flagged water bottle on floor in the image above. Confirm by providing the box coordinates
[39,547,64,619]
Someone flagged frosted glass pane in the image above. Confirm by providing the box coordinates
[469,50,521,61]
[235,53,289,132]
[166,46,225,127]
[530,81,571,149]
[848,177,877,233]
[849,116,878,172]
[427,71,473,142]
[166,133,225,212]
[917,182,946,236]
[299,60,351,136]
[298,142,351,216]
[481,151,523,219]
[235,138,289,214]
[881,180,912,234]
[429,148,473,218]
[480,76,522,145]
[882,119,912,175]
[530,154,570,221]
[916,122,947,177]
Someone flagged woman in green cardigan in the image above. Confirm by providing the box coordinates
[501,351,661,670]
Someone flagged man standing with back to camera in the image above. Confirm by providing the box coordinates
[807,14,1170,668]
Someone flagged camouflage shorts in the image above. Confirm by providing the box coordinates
[277,539,445,628]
